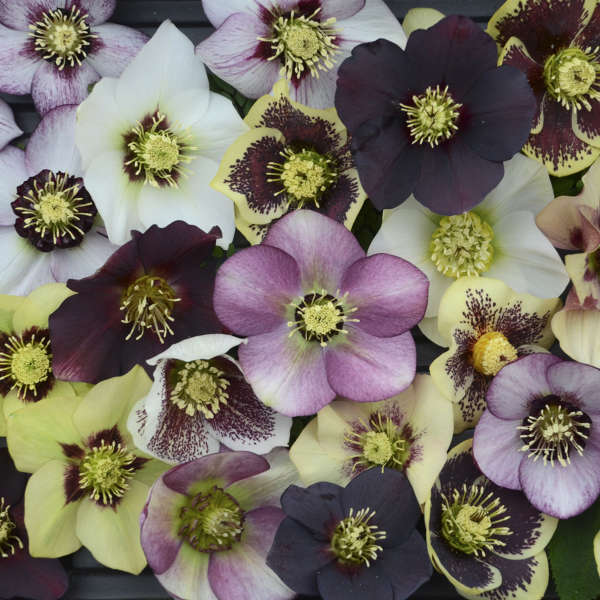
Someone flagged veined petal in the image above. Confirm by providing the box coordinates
[546,360,600,416]
[552,308,600,367]
[320,0,364,21]
[202,0,260,28]
[87,23,148,77]
[147,334,244,365]
[0,25,40,95]
[0,0,61,30]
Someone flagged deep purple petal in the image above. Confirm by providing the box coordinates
[436,441,481,491]
[547,360,600,416]
[574,3,600,49]
[0,26,40,94]
[214,245,300,336]
[0,448,27,506]
[67,0,115,25]
[325,328,416,403]
[87,23,148,76]
[341,254,428,337]
[317,559,394,600]
[0,0,57,30]
[483,553,548,600]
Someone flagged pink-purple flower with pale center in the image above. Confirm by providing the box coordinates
[0,0,148,115]
[213,209,429,416]
[473,354,600,519]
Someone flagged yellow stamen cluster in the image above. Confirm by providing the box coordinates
[471,331,518,376]
[0,498,23,559]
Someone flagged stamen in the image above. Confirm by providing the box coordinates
[0,497,23,559]
[471,331,517,376]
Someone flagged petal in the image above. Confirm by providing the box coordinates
[574,97,600,151]
[321,0,364,21]
[0,145,27,225]
[340,254,428,337]
[239,324,335,416]
[0,447,27,505]
[325,328,416,403]
[317,560,393,600]
[87,23,148,76]
[66,0,114,25]
[213,245,300,336]
[546,360,600,416]
[12,282,73,331]
[0,98,22,148]
[0,0,60,30]
[402,7,444,36]
[147,334,244,365]
[552,308,600,367]
[0,26,40,94]
[202,0,259,27]
[264,209,365,291]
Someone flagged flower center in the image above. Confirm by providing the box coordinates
[400,85,462,147]
[429,212,494,278]
[29,6,95,70]
[288,290,358,347]
[170,359,230,418]
[124,112,198,188]
[12,170,97,252]
[518,396,591,467]
[259,8,339,80]
[440,484,511,557]
[120,275,181,343]
[0,497,23,559]
[330,507,386,567]
[78,440,137,505]
[179,485,244,553]
[266,147,337,208]
[471,331,518,376]
[543,47,600,111]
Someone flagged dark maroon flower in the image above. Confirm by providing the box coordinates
[0,448,68,600]
[49,221,223,383]
[335,15,536,215]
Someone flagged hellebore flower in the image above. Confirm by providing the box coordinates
[369,154,568,345]
[75,20,247,246]
[49,221,223,383]
[128,334,292,464]
[289,374,453,504]
[0,99,22,150]
[0,105,118,296]
[213,209,429,416]
[267,467,432,599]
[6,366,169,573]
[140,448,298,600]
[426,439,557,600]
[0,448,68,600]
[488,0,600,175]
[197,0,407,109]
[430,277,560,432]
[335,15,536,214]
[0,0,147,115]
[474,354,600,519]
[212,80,366,244]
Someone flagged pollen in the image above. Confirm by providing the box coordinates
[471,331,518,376]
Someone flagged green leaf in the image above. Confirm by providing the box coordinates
[551,171,585,197]
[548,498,600,600]
[351,199,382,252]
[288,415,312,446]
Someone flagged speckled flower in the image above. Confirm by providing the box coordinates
[49,221,223,384]
[0,0,147,115]
[140,448,298,600]
[430,277,560,432]
[488,0,600,175]
[128,334,292,464]
[0,98,22,150]
[213,209,429,416]
[474,354,600,519]
[212,80,366,244]
[75,20,247,246]
[5,366,169,574]
[369,154,568,346]
[289,374,453,504]
[426,439,557,600]
[197,0,407,109]
[0,105,118,296]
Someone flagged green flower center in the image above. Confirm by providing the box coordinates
[544,47,600,111]
[400,85,462,147]
[79,440,137,505]
[170,360,230,418]
[471,331,518,376]
[259,8,339,80]
[441,484,511,557]
[0,497,23,559]
[0,332,52,397]
[29,6,95,70]
[429,212,494,278]
[330,507,386,567]
[266,148,337,208]
[120,275,181,344]
[178,486,244,552]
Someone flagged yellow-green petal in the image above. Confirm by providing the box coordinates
[402,7,445,36]
[3,380,76,421]
[12,283,74,333]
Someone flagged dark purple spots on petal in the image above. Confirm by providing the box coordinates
[63,463,84,504]
[320,173,360,224]
[477,554,540,600]
[456,372,490,425]
[496,304,550,348]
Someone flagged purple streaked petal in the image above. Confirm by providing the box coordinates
[0,0,60,30]
[263,209,364,292]
[31,60,100,116]
[0,25,40,94]
[162,451,269,495]
[66,0,114,25]
[325,328,416,403]
[341,254,428,337]
[547,361,600,416]
[202,0,259,27]
[288,59,345,109]
[0,145,27,225]
[321,0,364,20]
[0,99,21,149]
[482,552,549,600]
[317,559,394,600]
[214,245,300,336]
[87,23,148,76]
[486,354,562,420]
[25,105,81,175]
[239,324,335,416]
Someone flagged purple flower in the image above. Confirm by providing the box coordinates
[266,467,432,599]
[0,448,68,600]
[140,449,298,600]
[49,221,223,383]
[474,354,600,519]
[0,0,148,115]
[213,209,429,416]
[335,15,536,215]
